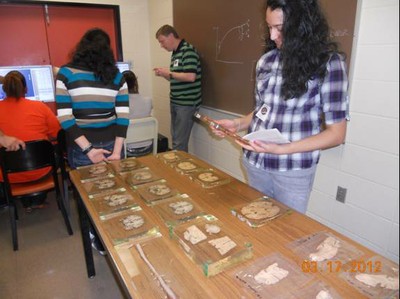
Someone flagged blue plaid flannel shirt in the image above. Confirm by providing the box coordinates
[244,49,349,171]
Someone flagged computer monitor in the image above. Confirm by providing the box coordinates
[0,65,55,102]
[116,61,131,73]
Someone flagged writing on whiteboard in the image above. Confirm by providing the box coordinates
[213,20,250,64]
[330,29,350,37]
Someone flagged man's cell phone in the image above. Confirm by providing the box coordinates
[194,112,250,146]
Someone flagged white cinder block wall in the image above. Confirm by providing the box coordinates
[308,0,399,263]
[148,0,174,143]
[149,0,399,263]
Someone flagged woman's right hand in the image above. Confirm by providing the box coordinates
[87,148,111,164]
[210,119,237,138]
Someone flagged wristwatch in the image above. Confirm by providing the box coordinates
[169,72,173,79]
[82,143,93,155]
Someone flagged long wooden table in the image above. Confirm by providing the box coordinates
[69,151,398,298]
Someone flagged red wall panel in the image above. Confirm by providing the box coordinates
[0,5,50,65]
[0,4,119,67]
[46,6,118,67]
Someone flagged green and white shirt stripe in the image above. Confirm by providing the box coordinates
[170,40,202,106]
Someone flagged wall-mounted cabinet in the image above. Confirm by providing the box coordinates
[0,2,122,67]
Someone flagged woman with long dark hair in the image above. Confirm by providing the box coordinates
[212,0,349,214]
[56,28,129,169]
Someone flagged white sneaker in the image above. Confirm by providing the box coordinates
[91,240,107,256]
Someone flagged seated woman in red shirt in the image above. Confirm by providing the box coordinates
[0,71,61,212]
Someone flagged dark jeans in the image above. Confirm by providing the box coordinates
[68,140,123,169]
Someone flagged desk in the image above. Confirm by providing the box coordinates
[69,152,398,298]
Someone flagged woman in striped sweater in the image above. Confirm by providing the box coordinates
[55,28,129,169]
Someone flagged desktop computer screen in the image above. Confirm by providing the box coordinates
[0,65,55,102]
[116,61,131,73]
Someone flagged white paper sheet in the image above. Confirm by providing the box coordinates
[243,129,290,144]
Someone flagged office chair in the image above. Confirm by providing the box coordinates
[0,139,73,251]
[124,117,158,157]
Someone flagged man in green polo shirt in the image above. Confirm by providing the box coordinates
[154,24,202,152]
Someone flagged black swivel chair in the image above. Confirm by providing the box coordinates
[0,139,73,251]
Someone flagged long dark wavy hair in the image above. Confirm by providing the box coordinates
[265,0,343,100]
[69,28,118,85]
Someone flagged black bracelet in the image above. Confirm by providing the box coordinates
[82,144,93,155]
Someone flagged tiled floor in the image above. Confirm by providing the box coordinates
[0,190,126,299]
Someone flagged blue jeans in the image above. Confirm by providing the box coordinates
[170,103,199,152]
[68,140,124,169]
[242,158,317,214]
